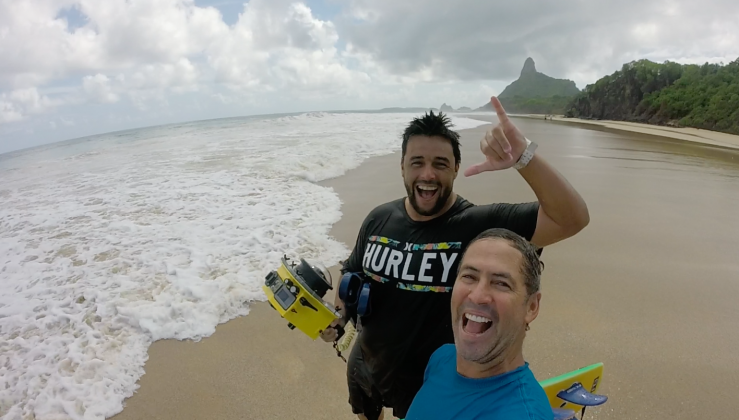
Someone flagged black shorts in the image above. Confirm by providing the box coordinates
[346,343,421,420]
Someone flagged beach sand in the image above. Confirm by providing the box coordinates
[112,118,739,420]
[494,113,739,151]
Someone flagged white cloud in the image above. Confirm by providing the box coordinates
[0,87,59,123]
[336,0,739,88]
[0,0,738,153]
[83,74,119,104]
[126,59,200,92]
[204,0,370,98]
[0,0,227,90]
[0,0,370,122]
[0,100,24,124]
[77,59,202,110]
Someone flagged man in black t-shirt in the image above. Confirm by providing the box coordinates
[320,97,590,420]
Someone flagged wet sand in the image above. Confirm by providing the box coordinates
[112,117,739,420]
[500,113,739,151]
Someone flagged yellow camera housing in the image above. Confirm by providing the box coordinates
[262,255,341,340]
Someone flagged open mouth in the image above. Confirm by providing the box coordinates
[462,313,493,335]
[415,184,439,202]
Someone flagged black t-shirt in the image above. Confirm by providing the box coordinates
[341,195,540,396]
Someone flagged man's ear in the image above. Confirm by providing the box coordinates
[524,291,541,325]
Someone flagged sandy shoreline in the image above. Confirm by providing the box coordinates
[477,113,739,151]
[110,117,739,420]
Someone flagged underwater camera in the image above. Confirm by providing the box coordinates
[262,255,342,340]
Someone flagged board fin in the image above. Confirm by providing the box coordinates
[557,382,608,406]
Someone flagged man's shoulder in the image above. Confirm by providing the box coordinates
[367,197,405,217]
[455,195,538,214]
[500,364,553,419]
[450,196,540,241]
[426,344,456,374]
[356,197,406,230]
[365,198,403,220]
[430,343,456,362]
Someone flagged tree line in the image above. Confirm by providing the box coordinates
[565,58,739,135]
[563,58,739,134]
[503,57,739,135]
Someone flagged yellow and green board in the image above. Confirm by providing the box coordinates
[540,362,604,412]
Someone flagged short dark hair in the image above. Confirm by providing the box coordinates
[460,228,544,297]
[401,111,462,165]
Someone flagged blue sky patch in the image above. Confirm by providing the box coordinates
[55,4,88,31]
[193,0,342,26]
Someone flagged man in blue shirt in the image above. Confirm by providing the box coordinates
[405,228,553,419]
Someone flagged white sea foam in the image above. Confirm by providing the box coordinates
[0,112,488,420]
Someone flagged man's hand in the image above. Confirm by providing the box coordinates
[464,96,528,177]
[319,318,345,342]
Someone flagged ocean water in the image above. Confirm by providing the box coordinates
[0,112,488,420]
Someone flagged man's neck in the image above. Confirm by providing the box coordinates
[404,192,457,222]
[456,348,525,380]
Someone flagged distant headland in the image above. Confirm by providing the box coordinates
[430,56,739,136]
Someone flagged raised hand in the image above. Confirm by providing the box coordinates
[464,96,529,176]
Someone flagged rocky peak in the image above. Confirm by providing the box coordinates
[521,57,537,76]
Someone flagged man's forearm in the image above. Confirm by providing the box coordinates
[518,154,589,233]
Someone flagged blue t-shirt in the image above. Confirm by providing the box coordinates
[404,344,553,420]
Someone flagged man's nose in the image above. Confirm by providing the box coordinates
[419,164,437,180]
[467,282,493,305]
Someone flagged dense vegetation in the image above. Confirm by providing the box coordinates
[565,58,739,135]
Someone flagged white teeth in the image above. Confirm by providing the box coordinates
[418,185,438,191]
[465,313,491,323]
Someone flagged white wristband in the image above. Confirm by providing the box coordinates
[513,138,537,170]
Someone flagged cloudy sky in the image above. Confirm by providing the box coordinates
[1,0,737,154]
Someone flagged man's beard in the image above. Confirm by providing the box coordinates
[405,181,452,217]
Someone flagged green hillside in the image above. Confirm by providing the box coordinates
[565,58,739,135]
[499,58,581,99]
[476,58,581,114]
